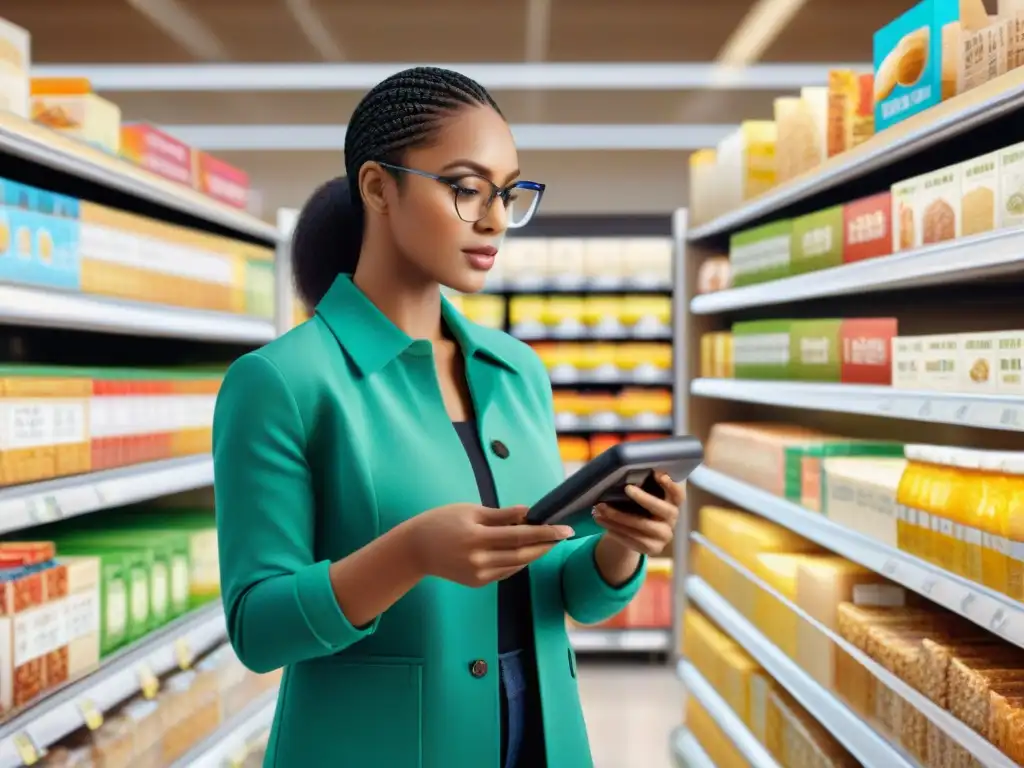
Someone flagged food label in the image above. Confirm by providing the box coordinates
[729,221,792,286]
[960,333,999,393]
[961,152,998,236]
[790,319,842,381]
[843,192,892,263]
[66,591,100,641]
[791,206,844,275]
[841,318,898,385]
[997,331,1024,394]
[873,0,959,131]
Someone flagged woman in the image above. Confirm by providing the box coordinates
[213,66,683,768]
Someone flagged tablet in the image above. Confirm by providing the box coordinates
[526,436,704,527]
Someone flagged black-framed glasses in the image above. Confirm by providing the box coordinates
[377,161,545,228]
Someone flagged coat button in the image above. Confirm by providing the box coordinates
[469,659,488,678]
[490,440,510,459]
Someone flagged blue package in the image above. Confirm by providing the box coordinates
[873,0,960,132]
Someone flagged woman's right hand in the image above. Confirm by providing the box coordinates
[407,504,574,587]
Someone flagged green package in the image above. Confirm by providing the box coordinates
[732,320,793,380]
[90,508,219,608]
[729,220,793,287]
[783,440,906,508]
[791,206,844,275]
[789,320,843,382]
[53,539,155,640]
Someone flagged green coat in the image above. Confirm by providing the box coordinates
[213,275,647,767]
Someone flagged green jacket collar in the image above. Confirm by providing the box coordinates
[315,274,517,377]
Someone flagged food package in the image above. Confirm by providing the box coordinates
[30,78,121,154]
[828,70,875,156]
[0,16,29,119]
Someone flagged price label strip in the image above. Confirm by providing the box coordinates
[12,732,39,766]
[77,698,104,731]
[138,662,160,700]
[175,638,193,670]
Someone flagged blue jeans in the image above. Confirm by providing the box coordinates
[499,649,529,768]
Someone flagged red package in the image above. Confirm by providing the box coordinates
[193,150,249,209]
[121,123,193,186]
[843,192,892,264]
[841,318,898,385]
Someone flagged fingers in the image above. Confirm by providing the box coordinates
[474,541,559,569]
[655,472,686,506]
[622,484,681,523]
[602,528,666,557]
[478,505,531,525]
[593,503,673,556]
[480,522,574,549]
[594,503,671,539]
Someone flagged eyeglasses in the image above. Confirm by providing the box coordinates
[377,162,545,228]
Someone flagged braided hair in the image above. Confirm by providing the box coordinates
[291,66,501,309]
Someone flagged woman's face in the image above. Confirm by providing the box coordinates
[382,105,519,294]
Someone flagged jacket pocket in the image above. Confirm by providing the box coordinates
[274,657,423,767]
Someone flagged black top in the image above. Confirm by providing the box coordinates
[453,420,547,767]
[451,421,533,652]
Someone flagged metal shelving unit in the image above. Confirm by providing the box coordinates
[172,687,277,768]
[0,455,214,534]
[691,378,1024,433]
[673,64,1024,768]
[671,727,716,768]
[687,577,922,768]
[691,467,1024,649]
[0,605,227,768]
[0,103,291,767]
[678,661,780,768]
[0,112,279,243]
[569,628,670,653]
[686,68,1024,241]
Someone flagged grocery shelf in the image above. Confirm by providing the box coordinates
[695,535,1020,768]
[486,280,674,294]
[686,67,1024,241]
[555,415,674,433]
[691,378,1024,433]
[0,112,279,243]
[569,628,670,653]
[686,576,919,768]
[513,330,673,342]
[0,455,214,535]
[689,227,1024,314]
[172,686,277,768]
[671,727,716,768]
[0,603,227,768]
[690,466,1024,649]
[0,284,277,343]
[550,371,674,386]
[678,661,780,768]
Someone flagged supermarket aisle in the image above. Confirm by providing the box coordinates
[579,660,679,768]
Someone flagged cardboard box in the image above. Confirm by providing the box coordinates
[960,332,1001,392]
[997,330,1024,394]
[790,319,843,381]
[892,174,923,252]
[0,560,61,712]
[892,335,928,389]
[732,320,794,379]
[0,17,29,119]
[30,79,121,155]
[921,333,961,390]
[998,140,1024,229]
[841,318,899,385]
[873,0,961,131]
[791,206,844,275]
[828,71,875,157]
[729,220,793,287]
[194,151,249,209]
[120,123,193,186]
[962,152,1000,236]
[844,192,893,263]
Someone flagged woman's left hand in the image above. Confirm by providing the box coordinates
[592,473,684,556]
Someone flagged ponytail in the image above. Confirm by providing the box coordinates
[291,176,365,310]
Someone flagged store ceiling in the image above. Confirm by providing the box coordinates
[9,0,900,64]
[1,0,911,215]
